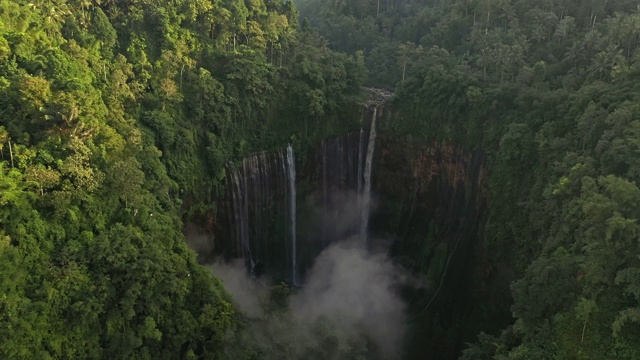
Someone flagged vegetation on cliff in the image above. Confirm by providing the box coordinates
[298,0,640,357]
[4,0,640,358]
[0,0,364,358]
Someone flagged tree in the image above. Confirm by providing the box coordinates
[0,126,9,163]
[106,158,144,208]
[24,165,60,196]
[59,137,102,192]
[511,248,580,326]
[396,42,424,86]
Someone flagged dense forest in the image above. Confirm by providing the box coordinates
[0,0,364,358]
[296,0,640,358]
[3,0,640,358]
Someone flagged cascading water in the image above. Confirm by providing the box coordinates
[225,105,382,281]
[357,128,364,213]
[360,107,377,248]
[227,149,290,279]
[217,95,494,359]
[311,131,365,245]
[286,145,298,286]
[229,170,252,266]
[322,139,328,246]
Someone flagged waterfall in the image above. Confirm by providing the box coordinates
[313,131,365,245]
[242,159,255,274]
[286,145,298,286]
[322,139,327,246]
[357,128,364,216]
[360,107,377,248]
[227,149,290,279]
[225,105,381,280]
[229,170,251,266]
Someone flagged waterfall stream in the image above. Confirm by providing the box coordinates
[286,145,298,286]
[360,107,377,248]
[357,128,364,216]
[225,105,380,281]
[227,149,288,278]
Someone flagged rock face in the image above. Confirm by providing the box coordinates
[205,105,380,282]
[224,149,293,279]
[372,137,505,358]
[195,101,511,359]
[362,86,394,106]
[373,139,488,253]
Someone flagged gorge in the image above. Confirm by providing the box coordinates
[3,0,640,358]
[195,96,508,359]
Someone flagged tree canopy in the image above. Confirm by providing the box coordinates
[297,0,640,357]
[0,0,364,358]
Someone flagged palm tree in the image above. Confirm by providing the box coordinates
[332,0,347,14]
[583,29,604,66]
[565,41,585,71]
[554,16,575,42]
[0,126,8,162]
[622,13,640,59]
[475,48,489,80]
[38,0,70,36]
[508,37,528,80]
[589,51,609,79]
[588,45,624,80]
[73,0,94,25]
[496,0,515,30]
[495,43,513,83]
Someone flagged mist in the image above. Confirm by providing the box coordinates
[292,241,407,359]
[210,259,269,319]
[209,238,408,360]
[184,226,215,262]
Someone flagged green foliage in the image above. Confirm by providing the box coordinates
[511,249,580,326]
[0,0,365,358]
[296,0,640,357]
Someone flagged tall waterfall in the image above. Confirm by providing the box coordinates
[306,106,379,249]
[224,105,382,281]
[227,149,290,279]
[312,131,364,245]
[286,145,298,286]
[360,107,377,248]
[357,128,364,212]
[230,170,253,269]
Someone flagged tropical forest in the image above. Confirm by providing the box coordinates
[1,0,640,359]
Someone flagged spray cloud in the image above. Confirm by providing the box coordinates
[209,236,407,359]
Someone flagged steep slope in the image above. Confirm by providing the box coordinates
[0,0,364,358]
[298,0,640,358]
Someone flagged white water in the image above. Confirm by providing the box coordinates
[357,128,364,214]
[228,150,292,277]
[287,145,298,285]
[232,167,254,272]
[242,160,256,274]
[360,107,377,248]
